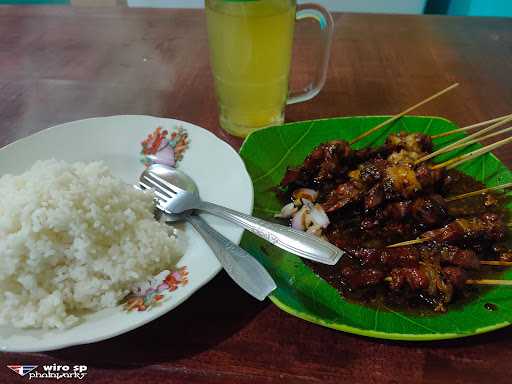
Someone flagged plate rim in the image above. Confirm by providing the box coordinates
[0,114,254,352]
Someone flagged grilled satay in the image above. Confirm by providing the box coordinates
[280,140,352,187]
[322,159,444,212]
[385,132,433,154]
[339,254,469,312]
[421,213,506,243]
[341,244,481,270]
[339,241,476,312]
[387,265,467,312]
[281,132,433,188]
[361,193,450,230]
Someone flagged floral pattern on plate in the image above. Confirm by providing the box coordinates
[140,126,189,168]
[131,125,191,313]
[123,267,189,312]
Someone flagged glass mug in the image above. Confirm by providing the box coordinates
[205,0,334,137]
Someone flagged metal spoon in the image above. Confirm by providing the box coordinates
[141,164,343,265]
[139,173,276,301]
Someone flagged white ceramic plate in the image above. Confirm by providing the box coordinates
[0,115,253,352]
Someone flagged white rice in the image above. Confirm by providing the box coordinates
[0,159,184,329]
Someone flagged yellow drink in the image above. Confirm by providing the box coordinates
[206,0,296,137]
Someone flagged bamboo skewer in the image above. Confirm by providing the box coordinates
[349,83,459,145]
[385,277,512,286]
[387,238,427,248]
[466,279,512,286]
[431,136,512,170]
[480,261,512,266]
[445,183,512,202]
[431,113,512,139]
[415,114,512,164]
[442,125,512,152]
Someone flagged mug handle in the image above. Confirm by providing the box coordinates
[287,3,334,105]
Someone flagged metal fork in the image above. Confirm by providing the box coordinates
[141,164,343,265]
[138,182,277,301]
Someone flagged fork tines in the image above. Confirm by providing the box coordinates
[143,173,178,194]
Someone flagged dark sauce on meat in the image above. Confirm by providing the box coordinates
[302,170,511,315]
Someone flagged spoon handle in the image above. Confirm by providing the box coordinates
[199,202,343,265]
[186,215,276,301]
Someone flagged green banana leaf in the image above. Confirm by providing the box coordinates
[239,116,512,341]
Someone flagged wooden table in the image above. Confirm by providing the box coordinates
[1,6,512,384]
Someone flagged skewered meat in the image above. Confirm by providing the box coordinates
[364,184,384,210]
[421,213,505,243]
[410,194,449,226]
[442,266,468,289]
[343,244,480,270]
[383,164,422,199]
[493,244,512,261]
[324,160,445,213]
[281,140,351,186]
[415,163,444,189]
[385,132,433,154]
[343,245,420,268]
[282,131,433,190]
[484,193,499,207]
[322,180,365,212]
[381,200,412,221]
[438,246,480,270]
[278,133,511,313]
[387,264,460,312]
[388,267,429,291]
[359,157,388,184]
[341,266,385,289]
[364,194,449,229]
[387,149,426,165]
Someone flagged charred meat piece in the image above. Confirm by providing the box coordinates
[359,157,388,184]
[442,266,468,290]
[341,266,385,289]
[420,259,453,302]
[415,163,444,189]
[438,246,480,270]
[369,194,448,229]
[383,164,422,199]
[484,193,499,207]
[315,141,352,183]
[410,194,449,226]
[385,132,433,154]
[343,246,420,268]
[386,264,466,312]
[322,180,365,212]
[280,140,351,186]
[388,264,456,309]
[388,267,430,291]
[493,244,512,262]
[382,201,413,221]
[360,217,380,230]
[382,222,417,239]
[353,147,383,163]
[324,161,446,213]
[345,243,480,270]
[364,184,384,210]
[421,213,505,243]
[387,149,426,165]
[382,163,443,200]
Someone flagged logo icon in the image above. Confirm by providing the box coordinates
[7,365,38,376]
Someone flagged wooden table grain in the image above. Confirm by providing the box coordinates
[1,6,512,384]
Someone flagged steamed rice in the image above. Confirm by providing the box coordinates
[0,159,184,329]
